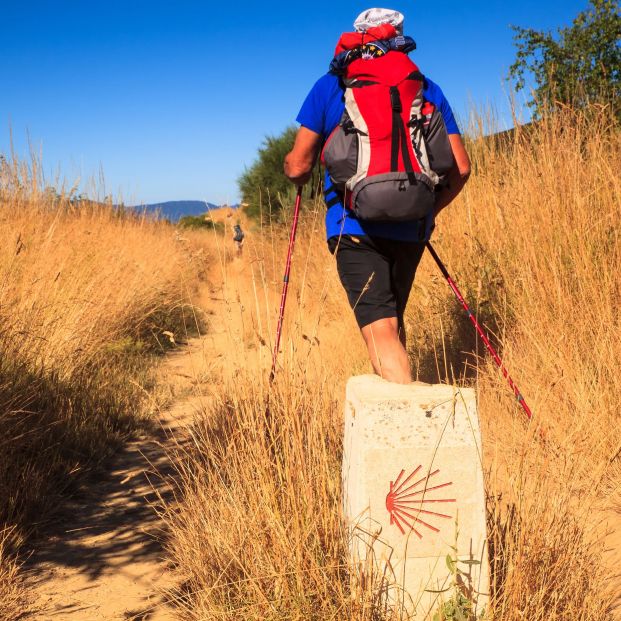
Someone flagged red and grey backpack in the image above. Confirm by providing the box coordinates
[322,26,454,222]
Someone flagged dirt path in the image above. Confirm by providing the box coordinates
[22,339,211,620]
[21,234,266,620]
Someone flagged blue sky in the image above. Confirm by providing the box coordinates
[0,0,588,205]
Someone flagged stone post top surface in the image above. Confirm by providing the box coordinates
[346,374,475,404]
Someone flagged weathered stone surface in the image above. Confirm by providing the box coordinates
[342,375,489,619]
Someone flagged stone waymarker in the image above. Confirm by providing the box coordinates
[342,375,489,619]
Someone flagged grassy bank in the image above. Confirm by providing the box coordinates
[0,155,206,618]
[165,105,619,620]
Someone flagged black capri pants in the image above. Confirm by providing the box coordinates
[327,234,426,329]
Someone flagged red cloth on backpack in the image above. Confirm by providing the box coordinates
[334,24,397,55]
[347,53,424,176]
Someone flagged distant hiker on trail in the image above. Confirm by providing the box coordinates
[233,223,245,255]
[284,7,471,384]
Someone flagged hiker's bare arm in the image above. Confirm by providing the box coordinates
[284,127,322,186]
[434,134,471,215]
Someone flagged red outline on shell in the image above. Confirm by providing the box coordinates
[386,467,456,536]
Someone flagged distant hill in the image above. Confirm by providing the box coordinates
[131,200,229,223]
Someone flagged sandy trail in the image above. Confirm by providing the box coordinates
[22,339,211,620]
[21,236,265,620]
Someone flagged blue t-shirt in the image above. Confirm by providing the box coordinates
[296,72,461,241]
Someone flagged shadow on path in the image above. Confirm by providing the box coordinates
[22,361,207,620]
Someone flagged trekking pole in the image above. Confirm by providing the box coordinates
[270,186,303,383]
[426,242,533,420]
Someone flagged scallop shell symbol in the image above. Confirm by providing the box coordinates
[385,466,456,537]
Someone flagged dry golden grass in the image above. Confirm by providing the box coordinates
[165,105,620,620]
[435,106,620,618]
[0,154,206,617]
[0,529,22,620]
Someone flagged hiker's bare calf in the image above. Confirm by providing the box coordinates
[361,317,411,384]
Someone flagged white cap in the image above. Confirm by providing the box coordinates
[354,8,405,35]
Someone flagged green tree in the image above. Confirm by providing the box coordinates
[238,126,304,221]
[509,0,621,116]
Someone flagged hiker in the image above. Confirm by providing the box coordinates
[233,223,244,255]
[284,8,471,384]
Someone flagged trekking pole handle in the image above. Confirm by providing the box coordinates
[426,242,533,420]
